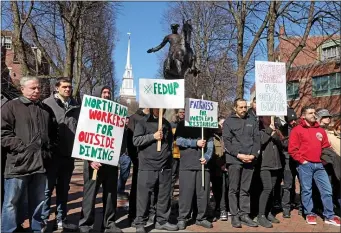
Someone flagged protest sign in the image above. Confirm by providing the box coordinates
[139,78,185,108]
[185,98,218,128]
[255,61,287,116]
[72,95,128,167]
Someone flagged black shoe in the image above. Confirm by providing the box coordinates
[220,210,228,221]
[195,220,213,228]
[155,222,179,231]
[231,216,242,228]
[147,214,155,225]
[267,213,280,223]
[298,209,302,216]
[257,215,273,228]
[104,225,123,233]
[177,221,186,230]
[283,209,291,218]
[240,215,258,227]
[136,226,146,233]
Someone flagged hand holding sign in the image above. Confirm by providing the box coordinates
[90,161,102,170]
[197,139,206,148]
[154,130,163,140]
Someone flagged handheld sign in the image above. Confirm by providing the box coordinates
[185,97,218,187]
[139,79,185,109]
[255,61,287,116]
[139,79,185,151]
[185,98,218,128]
[72,95,128,176]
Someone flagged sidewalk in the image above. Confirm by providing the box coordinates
[23,160,339,232]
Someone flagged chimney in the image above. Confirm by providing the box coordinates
[279,26,285,37]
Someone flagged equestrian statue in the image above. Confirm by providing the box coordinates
[147,19,200,79]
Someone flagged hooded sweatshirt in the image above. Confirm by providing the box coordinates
[289,119,331,164]
[93,85,112,99]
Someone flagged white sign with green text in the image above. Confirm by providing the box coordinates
[71,95,128,166]
[185,98,218,128]
[139,78,185,108]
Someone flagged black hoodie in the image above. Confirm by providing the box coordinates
[133,113,173,170]
[223,112,260,165]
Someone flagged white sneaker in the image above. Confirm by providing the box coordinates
[325,216,341,227]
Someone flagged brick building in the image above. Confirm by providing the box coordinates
[250,28,340,117]
[1,30,51,100]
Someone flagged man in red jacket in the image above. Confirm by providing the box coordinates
[289,105,340,227]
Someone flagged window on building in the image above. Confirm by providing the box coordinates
[321,39,340,61]
[312,73,341,97]
[287,81,300,100]
[1,36,12,49]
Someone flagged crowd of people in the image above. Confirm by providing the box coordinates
[1,76,340,233]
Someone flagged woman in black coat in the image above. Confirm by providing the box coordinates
[257,116,284,228]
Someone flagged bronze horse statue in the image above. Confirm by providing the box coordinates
[147,19,200,79]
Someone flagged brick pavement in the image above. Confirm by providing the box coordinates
[22,160,340,232]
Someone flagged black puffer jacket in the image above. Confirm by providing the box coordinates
[1,97,56,178]
[259,127,283,170]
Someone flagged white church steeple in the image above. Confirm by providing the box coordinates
[120,32,136,103]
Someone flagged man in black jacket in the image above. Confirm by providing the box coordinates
[42,77,80,230]
[127,108,157,226]
[78,85,122,233]
[133,109,178,233]
[1,77,56,233]
[223,98,260,228]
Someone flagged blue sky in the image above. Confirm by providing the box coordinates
[114,2,169,100]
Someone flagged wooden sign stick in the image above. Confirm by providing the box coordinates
[92,169,97,180]
[157,108,163,152]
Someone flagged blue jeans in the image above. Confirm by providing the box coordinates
[117,154,131,194]
[41,157,74,222]
[1,173,46,232]
[298,162,334,219]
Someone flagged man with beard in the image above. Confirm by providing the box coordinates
[289,105,340,226]
[223,98,260,228]
[78,86,122,233]
[42,77,80,231]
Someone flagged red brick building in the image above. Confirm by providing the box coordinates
[250,28,340,117]
[1,30,51,100]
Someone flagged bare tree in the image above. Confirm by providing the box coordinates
[7,1,119,97]
[163,2,237,116]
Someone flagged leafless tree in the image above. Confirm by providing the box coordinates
[163,2,237,116]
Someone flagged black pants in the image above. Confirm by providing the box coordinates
[211,171,229,212]
[171,158,180,197]
[282,158,300,211]
[79,161,118,231]
[135,169,172,226]
[128,158,138,220]
[228,163,254,217]
[178,170,210,222]
[128,159,156,221]
[259,170,280,215]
